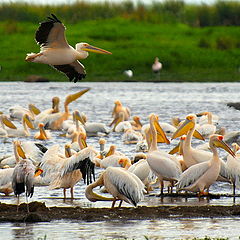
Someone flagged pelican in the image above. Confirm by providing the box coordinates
[146,114,182,194]
[197,111,219,125]
[216,127,240,146]
[176,134,235,196]
[34,123,52,140]
[26,14,112,83]
[152,57,162,73]
[9,104,40,121]
[0,167,14,196]
[113,112,132,132]
[85,166,145,208]
[100,155,131,169]
[110,100,131,128]
[196,112,216,138]
[3,114,34,137]
[12,141,43,212]
[49,144,82,199]
[130,116,142,131]
[226,143,240,196]
[122,128,143,144]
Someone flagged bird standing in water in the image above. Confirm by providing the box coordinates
[26,14,112,82]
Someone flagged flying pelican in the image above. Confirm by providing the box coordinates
[176,134,235,196]
[12,140,43,212]
[146,114,182,194]
[152,57,162,74]
[25,14,112,83]
[226,143,240,196]
[85,166,145,208]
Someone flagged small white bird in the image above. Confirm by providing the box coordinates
[123,70,133,78]
[152,57,162,73]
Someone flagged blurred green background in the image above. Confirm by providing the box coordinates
[0,0,239,82]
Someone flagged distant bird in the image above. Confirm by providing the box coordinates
[152,57,162,74]
[26,14,112,83]
[85,166,145,208]
[123,70,133,78]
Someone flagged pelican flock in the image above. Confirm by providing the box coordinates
[0,13,239,212]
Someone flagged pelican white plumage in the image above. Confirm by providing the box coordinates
[26,14,112,82]
[197,111,219,125]
[176,134,235,195]
[122,128,143,144]
[85,166,145,207]
[9,104,40,121]
[0,167,14,196]
[39,143,97,198]
[152,57,162,73]
[146,114,182,195]
[226,143,240,196]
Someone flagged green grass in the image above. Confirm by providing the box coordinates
[0,18,239,82]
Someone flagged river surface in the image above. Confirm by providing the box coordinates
[0,81,240,239]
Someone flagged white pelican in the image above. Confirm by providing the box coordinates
[26,14,112,83]
[0,167,14,196]
[110,100,131,128]
[0,114,17,138]
[176,134,235,196]
[146,114,182,194]
[3,114,34,137]
[34,123,52,140]
[99,154,131,170]
[85,166,145,208]
[197,111,219,125]
[216,127,240,146]
[130,116,142,131]
[152,57,162,73]
[39,143,97,197]
[122,128,143,144]
[226,143,240,196]
[12,141,43,212]
[113,112,132,132]
[196,112,216,138]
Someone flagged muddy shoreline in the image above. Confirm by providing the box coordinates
[1,201,240,223]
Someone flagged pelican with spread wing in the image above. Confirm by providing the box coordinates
[26,14,112,83]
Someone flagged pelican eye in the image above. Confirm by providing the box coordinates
[218,135,223,141]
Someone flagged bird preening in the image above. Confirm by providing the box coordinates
[26,14,112,83]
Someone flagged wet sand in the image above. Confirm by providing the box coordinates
[1,199,240,223]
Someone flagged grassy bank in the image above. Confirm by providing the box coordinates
[0,17,239,82]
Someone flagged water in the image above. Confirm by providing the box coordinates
[0,81,240,239]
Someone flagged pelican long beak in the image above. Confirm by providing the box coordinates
[65,88,90,106]
[82,44,112,55]
[29,104,41,115]
[193,129,205,140]
[16,144,27,159]
[153,118,170,144]
[214,136,235,157]
[172,118,194,140]
[23,114,35,129]
[85,185,115,202]
[169,143,180,155]
[2,116,17,129]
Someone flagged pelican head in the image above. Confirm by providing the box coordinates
[210,134,235,157]
[75,43,112,58]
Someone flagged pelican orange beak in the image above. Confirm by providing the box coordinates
[82,44,112,55]
[172,116,204,141]
[153,117,170,144]
[214,135,235,157]
[29,104,41,115]
[23,114,35,129]
[65,88,90,106]
[74,111,86,125]
[34,168,43,177]
[168,143,180,155]
[16,143,27,159]
[2,116,17,129]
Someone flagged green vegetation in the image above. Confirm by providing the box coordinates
[0,1,239,82]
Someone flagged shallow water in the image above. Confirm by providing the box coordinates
[0,81,240,239]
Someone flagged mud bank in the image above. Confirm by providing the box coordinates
[1,201,240,223]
